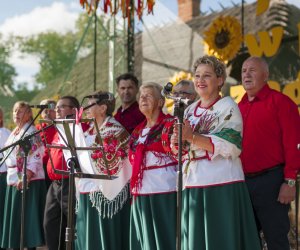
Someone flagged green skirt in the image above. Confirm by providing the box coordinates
[75,193,130,250]
[1,180,46,248]
[0,173,7,244]
[182,182,261,250]
[130,193,177,250]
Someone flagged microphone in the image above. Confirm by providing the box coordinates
[161,82,173,97]
[161,82,191,106]
[30,103,56,109]
[84,93,114,101]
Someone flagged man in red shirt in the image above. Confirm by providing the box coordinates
[114,73,145,134]
[239,56,300,250]
[43,96,82,250]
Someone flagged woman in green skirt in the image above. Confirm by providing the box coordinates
[171,56,261,250]
[1,101,46,250]
[75,91,131,250]
[129,82,178,250]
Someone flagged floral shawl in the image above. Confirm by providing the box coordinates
[80,116,131,218]
[129,112,176,192]
[4,123,44,185]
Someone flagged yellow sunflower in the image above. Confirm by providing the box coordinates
[169,71,193,85]
[203,16,243,62]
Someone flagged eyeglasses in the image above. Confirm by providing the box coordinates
[55,105,74,110]
[173,91,194,97]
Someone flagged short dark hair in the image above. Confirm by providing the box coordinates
[89,91,115,116]
[116,73,139,87]
[59,96,80,109]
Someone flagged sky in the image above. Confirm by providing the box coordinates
[0,0,299,90]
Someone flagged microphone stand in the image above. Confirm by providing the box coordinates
[174,100,185,250]
[0,108,50,250]
[165,93,188,250]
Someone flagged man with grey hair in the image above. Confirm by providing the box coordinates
[168,80,198,115]
[173,80,197,105]
[239,56,300,250]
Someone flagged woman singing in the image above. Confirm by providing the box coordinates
[171,56,261,250]
[75,91,131,250]
[129,82,177,250]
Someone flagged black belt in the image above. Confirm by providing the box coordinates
[245,164,283,178]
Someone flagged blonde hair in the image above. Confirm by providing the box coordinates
[193,55,227,79]
[13,101,33,122]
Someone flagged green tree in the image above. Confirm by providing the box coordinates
[0,37,16,89]
[19,31,78,86]
[18,13,123,88]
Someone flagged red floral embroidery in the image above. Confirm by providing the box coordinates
[91,134,128,175]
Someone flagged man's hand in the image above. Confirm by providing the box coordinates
[277,183,296,204]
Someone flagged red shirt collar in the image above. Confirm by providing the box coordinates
[117,101,139,113]
[240,84,271,103]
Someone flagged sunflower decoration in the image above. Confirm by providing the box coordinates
[203,16,243,62]
[164,71,194,114]
[169,71,193,86]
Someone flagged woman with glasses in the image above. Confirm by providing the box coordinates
[1,101,46,250]
[75,91,131,250]
[171,55,260,250]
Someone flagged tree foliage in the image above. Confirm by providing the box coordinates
[0,37,16,88]
[19,31,78,86]
[17,13,122,88]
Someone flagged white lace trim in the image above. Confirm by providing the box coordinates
[89,184,129,218]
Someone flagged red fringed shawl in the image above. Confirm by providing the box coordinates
[129,112,176,192]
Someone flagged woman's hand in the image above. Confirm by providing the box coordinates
[16,170,34,190]
[172,120,193,143]
[182,120,193,143]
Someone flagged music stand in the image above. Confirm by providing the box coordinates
[42,118,116,250]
